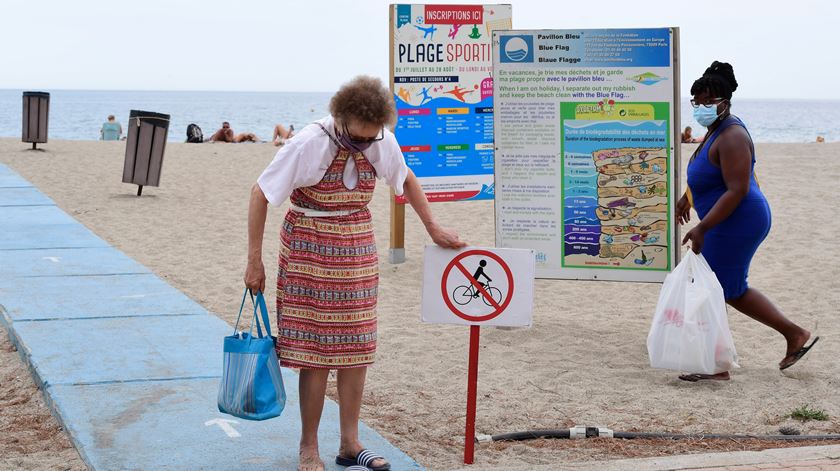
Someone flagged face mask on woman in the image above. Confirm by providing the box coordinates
[693,101,727,127]
[337,132,374,152]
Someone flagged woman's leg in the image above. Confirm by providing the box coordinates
[681,288,811,380]
[727,288,811,365]
[336,367,387,468]
[299,368,330,471]
[273,124,288,146]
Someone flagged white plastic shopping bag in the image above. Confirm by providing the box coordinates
[647,251,739,374]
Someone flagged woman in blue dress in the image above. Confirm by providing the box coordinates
[676,61,818,381]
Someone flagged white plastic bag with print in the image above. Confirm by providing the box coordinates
[647,251,739,374]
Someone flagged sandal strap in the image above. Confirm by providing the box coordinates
[346,467,369,471]
[357,449,384,467]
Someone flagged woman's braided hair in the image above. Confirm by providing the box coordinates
[690,61,738,100]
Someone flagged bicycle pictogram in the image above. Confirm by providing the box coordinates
[452,259,504,306]
[452,260,502,307]
[452,281,504,306]
[440,250,515,323]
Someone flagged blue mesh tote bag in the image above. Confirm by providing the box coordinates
[217,289,286,420]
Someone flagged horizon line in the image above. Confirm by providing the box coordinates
[0,88,837,102]
[0,87,335,94]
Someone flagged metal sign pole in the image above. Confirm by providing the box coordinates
[464,324,481,465]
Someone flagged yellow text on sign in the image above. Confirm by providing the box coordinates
[437,108,470,115]
[575,104,655,120]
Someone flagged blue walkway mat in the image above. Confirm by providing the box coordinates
[0,247,152,277]
[0,274,206,321]
[0,186,54,206]
[0,165,33,188]
[0,163,422,470]
[8,314,226,386]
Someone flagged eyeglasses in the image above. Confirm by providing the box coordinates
[343,124,384,144]
[690,98,727,109]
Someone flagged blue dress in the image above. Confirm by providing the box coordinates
[686,116,771,300]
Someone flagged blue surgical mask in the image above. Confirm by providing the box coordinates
[693,105,722,127]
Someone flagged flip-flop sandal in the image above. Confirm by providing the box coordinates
[780,336,820,370]
[336,449,390,471]
[678,372,730,382]
[345,467,369,471]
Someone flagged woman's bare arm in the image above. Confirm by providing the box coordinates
[244,183,269,293]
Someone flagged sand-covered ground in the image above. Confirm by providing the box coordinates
[1,138,838,470]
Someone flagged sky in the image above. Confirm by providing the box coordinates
[0,0,834,99]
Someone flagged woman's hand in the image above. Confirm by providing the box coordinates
[244,259,266,294]
[682,224,706,254]
[676,193,691,225]
[427,222,467,249]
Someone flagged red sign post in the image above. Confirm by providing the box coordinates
[440,249,514,464]
[464,325,480,464]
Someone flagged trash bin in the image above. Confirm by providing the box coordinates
[122,110,170,196]
[22,91,50,149]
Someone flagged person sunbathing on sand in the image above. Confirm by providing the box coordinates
[273,123,294,146]
[207,122,235,142]
[234,132,261,143]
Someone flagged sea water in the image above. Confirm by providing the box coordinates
[0,89,837,143]
[0,89,331,143]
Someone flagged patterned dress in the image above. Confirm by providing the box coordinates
[276,136,379,369]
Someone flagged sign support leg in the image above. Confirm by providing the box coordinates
[464,324,481,464]
[389,190,406,264]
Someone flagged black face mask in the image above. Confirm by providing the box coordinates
[337,123,383,152]
[337,131,374,152]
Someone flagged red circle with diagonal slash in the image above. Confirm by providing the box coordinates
[441,249,514,322]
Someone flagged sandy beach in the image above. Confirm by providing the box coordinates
[1,138,839,470]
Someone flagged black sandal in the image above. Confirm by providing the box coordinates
[780,336,820,370]
[678,372,730,382]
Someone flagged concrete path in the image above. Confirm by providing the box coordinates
[0,163,422,470]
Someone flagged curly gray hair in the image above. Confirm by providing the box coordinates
[329,75,396,127]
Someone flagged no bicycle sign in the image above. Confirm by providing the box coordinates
[422,246,535,327]
[422,245,535,465]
